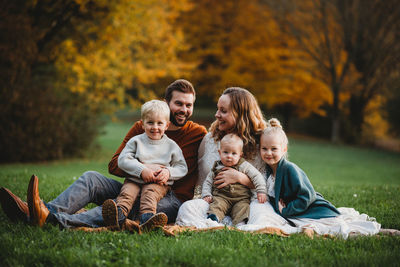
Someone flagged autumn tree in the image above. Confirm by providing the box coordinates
[56,0,192,111]
[265,0,400,143]
[179,0,331,126]
[265,0,361,142]
[0,0,113,162]
[336,0,400,142]
[0,0,190,162]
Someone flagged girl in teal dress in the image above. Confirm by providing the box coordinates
[260,118,340,221]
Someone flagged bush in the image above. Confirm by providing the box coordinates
[0,4,102,163]
[0,81,101,162]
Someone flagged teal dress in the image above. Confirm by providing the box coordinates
[267,158,340,219]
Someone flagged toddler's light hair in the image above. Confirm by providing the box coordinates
[262,118,288,158]
[220,133,244,151]
[141,100,170,122]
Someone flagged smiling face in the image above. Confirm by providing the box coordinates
[215,94,236,132]
[142,113,170,140]
[167,91,194,127]
[260,133,287,171]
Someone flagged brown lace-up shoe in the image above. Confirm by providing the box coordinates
[27,175,49,227]
[0,187,29,222]
[140,212,168,232]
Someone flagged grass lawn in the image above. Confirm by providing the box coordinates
[1,121,400,266]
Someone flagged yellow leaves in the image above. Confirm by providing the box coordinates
[362,95,390,139]
[54,0,191,112]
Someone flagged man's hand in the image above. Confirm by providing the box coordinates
[203,196,213,203]
[257,193,267,203]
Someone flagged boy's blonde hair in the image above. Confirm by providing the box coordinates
[262,118,288,158]
[220,133,244,150]
[141,100,170,122]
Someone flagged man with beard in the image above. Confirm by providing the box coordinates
[0,79,207,230]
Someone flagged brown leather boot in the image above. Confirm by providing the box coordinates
[27,175,49,227]
[0,187,29,222]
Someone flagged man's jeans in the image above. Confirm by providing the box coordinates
[45,171,182,228]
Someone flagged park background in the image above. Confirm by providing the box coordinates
[1,0,400,266]
[1,0,400,162]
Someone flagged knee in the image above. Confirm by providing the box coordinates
[79,171,103,187]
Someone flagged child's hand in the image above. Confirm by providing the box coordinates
[141,167,155,183]
[278,198,286,213]
[257,193,267,203]
[155,168,170,185]
[203,196,213,203]
[143,163,164,173]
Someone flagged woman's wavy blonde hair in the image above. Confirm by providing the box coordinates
[210,87,266,158]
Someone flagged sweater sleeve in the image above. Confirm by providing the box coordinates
[281,165,316,217]
[166,143,188,181]
[201,171,215,198]
[240,161,267,194]
[117,137,145,178]
[109,121,144,177]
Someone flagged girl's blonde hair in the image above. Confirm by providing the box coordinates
[262,118,289,159]
[210,87,266,158]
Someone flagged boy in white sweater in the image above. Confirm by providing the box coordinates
[102,100,188,231]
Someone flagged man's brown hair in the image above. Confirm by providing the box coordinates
[165,79,195,103]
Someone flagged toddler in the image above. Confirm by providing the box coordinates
[202,133,267,226]
[102,100,188,231]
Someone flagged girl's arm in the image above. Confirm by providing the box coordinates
[280,167,316,217]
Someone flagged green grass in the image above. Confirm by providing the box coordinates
[1,121,400,266]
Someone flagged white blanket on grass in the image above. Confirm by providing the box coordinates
[175,199,381,239]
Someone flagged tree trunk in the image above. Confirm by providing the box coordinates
[330,83,340,143]
[348,95,367,143]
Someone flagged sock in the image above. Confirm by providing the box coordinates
[117,206,127,226]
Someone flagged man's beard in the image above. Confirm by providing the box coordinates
[170,112,189,127]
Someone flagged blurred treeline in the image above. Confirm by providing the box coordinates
[1,0,399,162]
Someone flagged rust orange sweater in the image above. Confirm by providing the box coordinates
[109,120,207,202]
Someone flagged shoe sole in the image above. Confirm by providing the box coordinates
[0,187,28,222]
[140,213,168,232]
[102,199,119,228]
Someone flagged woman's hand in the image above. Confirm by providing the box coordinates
[213,167,254,189]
